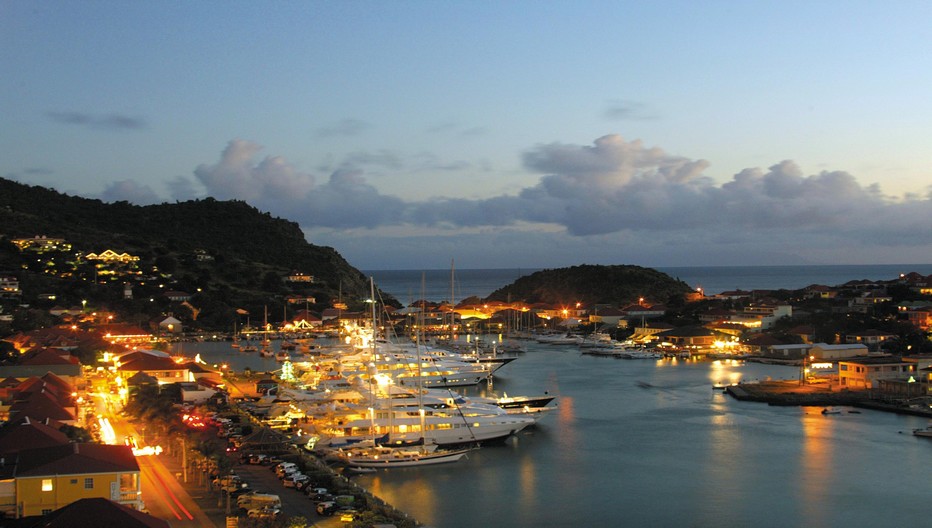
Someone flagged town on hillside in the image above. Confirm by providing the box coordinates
[0,234,931,525]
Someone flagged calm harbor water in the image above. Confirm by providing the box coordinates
[178,264,932,527]
[179,340,931,528]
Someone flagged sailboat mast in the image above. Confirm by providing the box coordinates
[449,258,455,342]
[418,272,426,443]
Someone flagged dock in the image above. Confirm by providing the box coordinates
[725,380,932,418]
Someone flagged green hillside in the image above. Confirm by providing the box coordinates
[0,177,396,330]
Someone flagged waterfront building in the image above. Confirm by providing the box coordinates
[838,357,917,389]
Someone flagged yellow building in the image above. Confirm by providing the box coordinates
[83,249,139,263]
[8,443,141,517]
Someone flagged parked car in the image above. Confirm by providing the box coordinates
[247,507,280,520]
[278,466,301,479]
[316,501,338,516]
[309,492,334,503]
[212,475,242,490]
[282,474,309,489]
[305,486,328,496]
[237,492,281,512]
[229,486,253,499]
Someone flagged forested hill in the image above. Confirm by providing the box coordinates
[0,177,395,324]
[484,264,695,306]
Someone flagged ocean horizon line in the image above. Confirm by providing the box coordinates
[364,263,932,272]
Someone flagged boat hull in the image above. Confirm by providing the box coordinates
[343,448,471,468]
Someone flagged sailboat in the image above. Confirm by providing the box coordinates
[335,278,475,469]
[240,315,258,352]
[259,306,274,357]
[231,320,240,349]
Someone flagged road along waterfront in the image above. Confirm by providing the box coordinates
[183,339,932,528]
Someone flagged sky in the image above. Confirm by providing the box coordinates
[2,1,931,270]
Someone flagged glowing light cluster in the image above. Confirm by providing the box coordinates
[132,445,163,456]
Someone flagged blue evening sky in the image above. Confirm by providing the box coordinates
[2,1,931,269]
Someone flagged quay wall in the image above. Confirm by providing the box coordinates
[726,381,932,418]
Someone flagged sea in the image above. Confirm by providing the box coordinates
[177,264,932,527]
[365,263,932,303]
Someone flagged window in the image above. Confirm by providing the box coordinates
[70,479,77,484]
[41,479,53,492]
[84,477,94,489]
[41,509,52,515]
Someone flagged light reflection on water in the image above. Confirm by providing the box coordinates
[182,340,932,528]
[800,408,835,528]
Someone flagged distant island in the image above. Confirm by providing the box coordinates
[485,264,695,306]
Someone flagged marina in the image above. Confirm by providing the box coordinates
[178,336,932,528]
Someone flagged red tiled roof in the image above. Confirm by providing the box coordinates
[15,443,139,477]
[292,310,321,322]
[119,355,186,372]
[0,417,70,455]
[19,348,80,366]
[14,374,73,405]
[9,391,73,422]
[21,497,169,528]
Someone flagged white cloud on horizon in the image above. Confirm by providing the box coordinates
[92,135,932,267]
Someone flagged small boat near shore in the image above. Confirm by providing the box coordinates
[913,425,932,438]
[338,445,473,468]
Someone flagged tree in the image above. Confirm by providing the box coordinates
[59,424,93,443]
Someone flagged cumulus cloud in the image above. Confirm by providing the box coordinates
[92,134,932,266]
[47,111,147,130]
[191,139,405,229]
[189,136,932,248]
